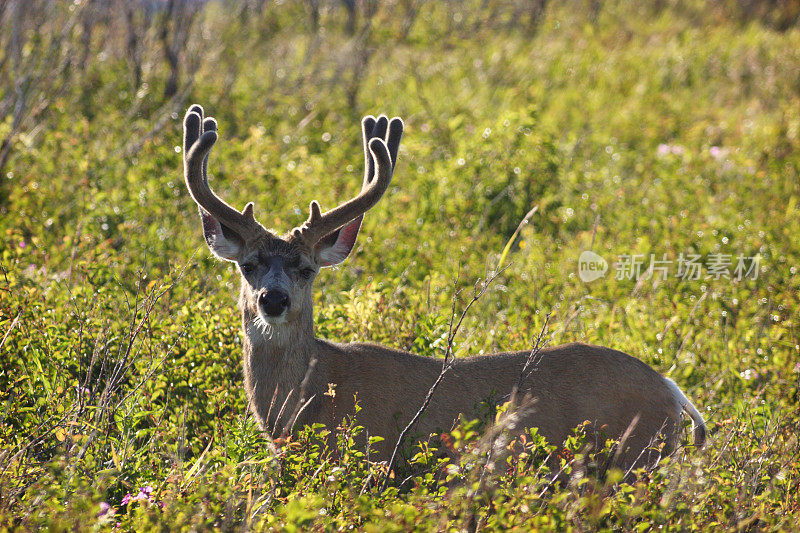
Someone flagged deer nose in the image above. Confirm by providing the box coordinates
[259,290,290,317]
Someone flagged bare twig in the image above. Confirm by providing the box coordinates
[512,312,552,400]
[0,311,21,352]
[461,395,538,530]
[459,310,552,529]
[380,264,508,491]
[281,357,318,438]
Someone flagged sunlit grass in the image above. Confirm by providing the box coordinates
[1,0,799,529]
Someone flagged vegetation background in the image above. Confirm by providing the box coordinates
[1,0,799,529]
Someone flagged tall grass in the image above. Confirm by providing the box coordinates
[1,0,799,529]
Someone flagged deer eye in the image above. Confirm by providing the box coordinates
[240,263,255,275]
[300,267,316,279]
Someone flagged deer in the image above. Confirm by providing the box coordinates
[181,104,707,472]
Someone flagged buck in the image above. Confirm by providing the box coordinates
[182,104,706,470]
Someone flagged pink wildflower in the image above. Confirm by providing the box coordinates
[97,501,114,518]
[121,486,155,506]
[709,146,727,160]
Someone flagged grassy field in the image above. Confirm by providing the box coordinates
[1,0,799,529]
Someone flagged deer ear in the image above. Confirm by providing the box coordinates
[200,210,244,261]
[315,215,363,267]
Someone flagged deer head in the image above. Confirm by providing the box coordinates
[182,105,403,334]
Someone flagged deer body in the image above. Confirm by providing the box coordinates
[182,105,706,471]
[243,326,697,465]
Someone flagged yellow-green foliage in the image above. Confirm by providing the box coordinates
[1,0,799,530]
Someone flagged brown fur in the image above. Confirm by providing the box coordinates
[243,319,693,468]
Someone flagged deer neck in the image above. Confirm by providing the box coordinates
[240,298,320,433]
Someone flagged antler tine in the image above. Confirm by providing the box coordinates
[366,115,389,187]
[360,114,404,183]
[362,115,377,189]
[183,107,258,239]
[361,114,403,188]
[385,117,403,169]
[201,116,217,185]
[296,135,398,245]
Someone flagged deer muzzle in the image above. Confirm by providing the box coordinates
[259,289,290,318]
